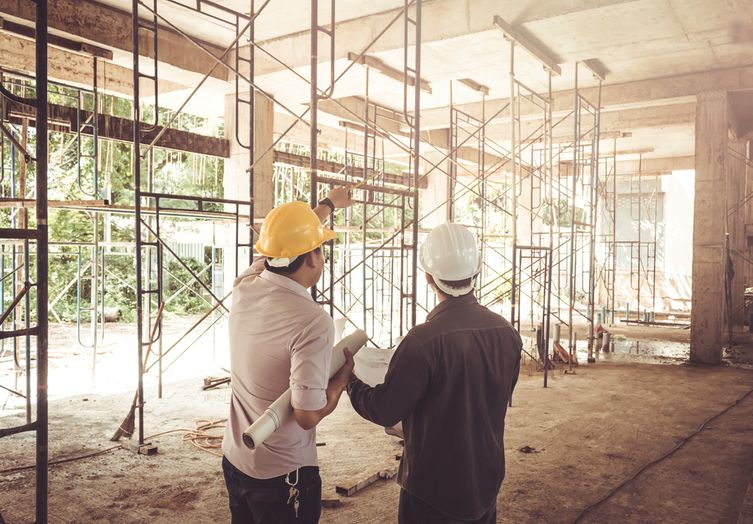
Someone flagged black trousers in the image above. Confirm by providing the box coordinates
[398,489,496,524]
[222,456,322,524]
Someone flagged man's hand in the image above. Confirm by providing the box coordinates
[325,348,355,406]
[327,186,354,209]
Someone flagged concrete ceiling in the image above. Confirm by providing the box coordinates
[92,0,409,44]
[3,0,753,166]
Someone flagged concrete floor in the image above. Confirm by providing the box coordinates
[2,356,753,523]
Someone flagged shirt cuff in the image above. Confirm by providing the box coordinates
[291,388,327,411]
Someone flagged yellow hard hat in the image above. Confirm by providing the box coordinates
[255,201,336,259]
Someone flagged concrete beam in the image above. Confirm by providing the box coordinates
[481,101,696,143]
[612,156,694,175]
[492,15,560,76]
[557,156,694,179]
[0,31,186,99]
[0,0,228,82]
[318,96,404,135]
[420,65,753,129]
[347,52,432,93]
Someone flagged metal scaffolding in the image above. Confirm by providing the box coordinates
[0,0,49,521]
[130,0,256,445]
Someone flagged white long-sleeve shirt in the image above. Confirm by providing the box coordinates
[222,258,334,479]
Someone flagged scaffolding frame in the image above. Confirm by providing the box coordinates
[0,0,49,521]
[130,0,258,445]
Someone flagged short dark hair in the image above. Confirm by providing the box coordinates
[437,277,474,295]
[264,246,321,275]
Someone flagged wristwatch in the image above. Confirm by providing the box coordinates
[318,197,335,213]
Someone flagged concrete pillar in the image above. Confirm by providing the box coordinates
[420,149,451,228]
[746,142,753,301]
[728,139,747,327]
[223,91,275,220]
[690,91,729,364]
[222,90,274,291]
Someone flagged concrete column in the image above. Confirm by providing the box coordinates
[222,90,274,291]
[223,91,275,220]
[420,149,451,228]
[728,138,747,327]
[690,91,729,364]
[746,142,753,300]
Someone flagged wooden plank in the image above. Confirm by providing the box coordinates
[334,464,399,497]
[378,465,398,480]
[4,99,229,157]
[320,495,342,508]
[0,199,107,208]
[273,150,425,190]
[0,17,113,59]
[335,471,380,497]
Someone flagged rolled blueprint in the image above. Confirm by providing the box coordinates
[242,329,368,450]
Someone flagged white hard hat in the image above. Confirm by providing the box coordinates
[419,223,482,297]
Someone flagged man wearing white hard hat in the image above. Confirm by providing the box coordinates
[347,222,522,523]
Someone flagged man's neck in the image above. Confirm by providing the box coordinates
[281,271,311,290]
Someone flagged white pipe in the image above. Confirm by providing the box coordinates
[242,329,368,450]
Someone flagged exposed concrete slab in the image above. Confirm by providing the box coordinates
[250,0,635,76]
[2,362,752,523]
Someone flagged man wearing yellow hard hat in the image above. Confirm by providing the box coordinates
[222,187,355,523]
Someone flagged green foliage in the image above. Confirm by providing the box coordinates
[0,77,224,322]
[542,199,586,227]
[164,256,213,316]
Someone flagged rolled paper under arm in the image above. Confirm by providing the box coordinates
[242,329,368,450]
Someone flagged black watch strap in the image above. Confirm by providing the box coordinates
[319,197,335,213]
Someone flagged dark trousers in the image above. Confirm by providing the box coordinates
[222,456,321,524]
[398,489,496,524]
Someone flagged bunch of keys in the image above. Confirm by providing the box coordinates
[285,470,300,518]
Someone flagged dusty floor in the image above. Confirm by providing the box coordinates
[2,355,753,523]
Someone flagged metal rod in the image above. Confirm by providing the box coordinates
[132,0,146,446]
[35,0,50,520]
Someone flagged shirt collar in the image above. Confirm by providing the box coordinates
[426,293,479,321]
[258,269,313,300]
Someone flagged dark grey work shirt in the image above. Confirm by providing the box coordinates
[347,293,522,520]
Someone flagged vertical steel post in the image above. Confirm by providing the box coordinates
[568,63,579,369]
[409,0,421,328]
[35,0,50,520]
[586,80,602,362]
[132,0,146,445]
[310,0,319,302]
[509,41,517,325]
